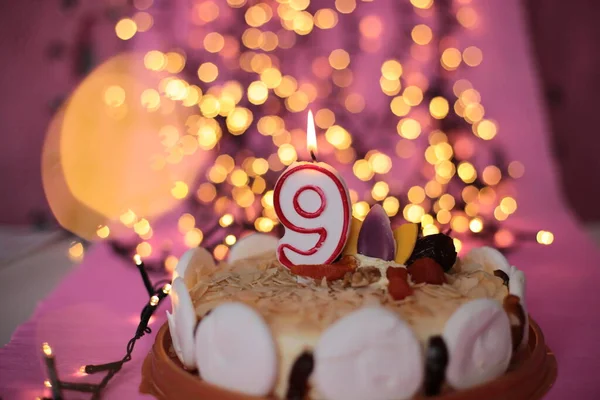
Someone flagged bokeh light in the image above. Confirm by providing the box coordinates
[197,62,219,83]
[45,53,201,237]
[411,24,433,45]
[536,230,554,245]
[397,118,422,139]
[43,0,532,271]
[115,19,137,40]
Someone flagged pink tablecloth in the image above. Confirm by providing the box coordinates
[0,244,166,399]
[2,0,600,399]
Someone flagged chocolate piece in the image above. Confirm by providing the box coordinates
[424,335,449,396]
[494,270,510,286]
[406,233,457,272]
[503,294,527,351]
[286,352,314,400]
[357,204,396,261]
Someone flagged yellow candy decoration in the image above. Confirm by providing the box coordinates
[393,223,419,264]
[342,217,363,255]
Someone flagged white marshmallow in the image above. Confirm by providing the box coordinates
[173,247,215,289]
[462,246,511,275]
[509,266,528,348]
[313,307,423,400]
[508,266,526,306]
[172,248,195,281]
[195,302,278,396]
[443,299,512,389]
[227,233,279,264]
[167,277,197,369]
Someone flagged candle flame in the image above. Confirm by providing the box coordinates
[306,110,317,161]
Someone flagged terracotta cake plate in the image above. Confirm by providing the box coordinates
[140,318,557,400]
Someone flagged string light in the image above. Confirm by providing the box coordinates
[469,217,484,233]
[508,161,525,178]
[453,238,463,253]
[219,214,234,227]
[429,97,450,119]
[38,3,555,396]
[457,7,478,29]
[411,0,433,9]
[164,256,178,273]
[495,229,515,248]
[38,255,173,398]
[184,228,204,248]
[335,0,357,14]
[537,230,555,245]
[315,8,339,29]
[500,197,518,214]
[353,201,370,220]
[382,196,400,216]
[411,24,433,45]
[397,118,422,139]
[68,242,84,263]
[225,234,237,245]
[115,18,137,40]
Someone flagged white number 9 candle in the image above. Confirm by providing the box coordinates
[274,111,352,268]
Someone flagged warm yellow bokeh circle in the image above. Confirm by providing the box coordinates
[44,53,203,238]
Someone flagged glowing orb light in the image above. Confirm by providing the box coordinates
[43,53,203,238]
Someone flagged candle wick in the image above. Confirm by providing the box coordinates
[309,150,318,163]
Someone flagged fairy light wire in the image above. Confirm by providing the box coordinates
[40,262,170,399]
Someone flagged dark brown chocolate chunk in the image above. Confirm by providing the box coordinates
[406,233,457,272]
[286,351,314,400]
[503,294,527,351]
[424,335,448,396]
[494,270,510,286]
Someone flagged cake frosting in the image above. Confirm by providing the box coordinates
[165,235,527,400]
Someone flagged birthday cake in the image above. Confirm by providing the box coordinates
[152,204,532,400]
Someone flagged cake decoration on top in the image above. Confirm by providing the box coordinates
[161,186,530,400]
[356,204,396,261]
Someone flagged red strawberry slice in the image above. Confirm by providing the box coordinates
[407,258,447,285]
[386,267,409,281]
[386,267,413,301]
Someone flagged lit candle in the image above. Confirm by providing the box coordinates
[274,111,352,268]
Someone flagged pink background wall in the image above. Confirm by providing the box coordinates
[0,1,119,224]
[524,0,600,221]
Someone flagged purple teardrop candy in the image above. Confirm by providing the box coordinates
[357,204,396,261]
